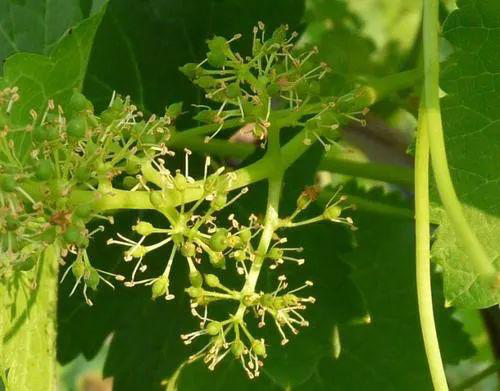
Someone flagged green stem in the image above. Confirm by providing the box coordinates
[319,157,414,187]
[415,100,448,391]
[0,245,59,391]
[452,360,500,391]
[423,0,495,277]
[236,124,284,319]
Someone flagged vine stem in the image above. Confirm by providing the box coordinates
[415,100,448,391]
[235,123,284,319]
[423,0,495,277]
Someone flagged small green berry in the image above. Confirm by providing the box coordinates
[204,274,220,288]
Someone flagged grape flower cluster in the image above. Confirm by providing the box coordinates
[0,23,366,377]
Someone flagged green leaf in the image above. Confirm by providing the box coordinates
[295,196,475,390]
[430,0,500,308]
[1,3,107,158]
[0,245,59,391]
[83,0,305,113]
[0,0,104,67]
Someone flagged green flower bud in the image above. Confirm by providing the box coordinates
[177,239,193,256]
[195,76,217,89]
[67,115,87,140]
[210,228,229,252]
[204,273,220,288]
[179,63,199,79]
[166,102,183,119]
[194,110,217,124]
[323,205,342,221]
[40,226,56,244]
[267,247,283,260]
[251,339,266,357]
[70,90,93,112]
[133,221,155,236]
[231,340,245,357]
[206,321,222,336]
[71,258,85,279]
[238,227,252,244]
[63,225,82,244]
[75,166,92,182]
[149,191,165,209]
[189,270,203,288]
[233,250,246,262]
[32,126,47,142]
[152,275,169,299]
[207,51,226,68]
[211,193,227,211]
[85,267,100,290]
[209,252,226,269]
[225,83,241,99]
[34,159,55,181]
[207,36,227,52]
[186,286,203,298]
[122,176,139,189]
[174,173,188,191]
[74,204,94,219]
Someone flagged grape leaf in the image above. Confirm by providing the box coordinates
[1,3,107,158]
[294,194,475,390]
[430,0,500,308]
[83,0,305,113]
[0,0,104,67]
[0,246,58,391]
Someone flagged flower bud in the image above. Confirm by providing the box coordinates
[206,321,222,336]
[72,258,85,279]
[152,275,169,299]
[133,221,155,236]
[323,205,342,221]
[231,340,245,357]
[251,339,266,357]
[204,274,220,288]
[186,286,203,298]
[189,270,203,288]
[210,228,229,252]
[85,267,100,290]
[181,242,196,258]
